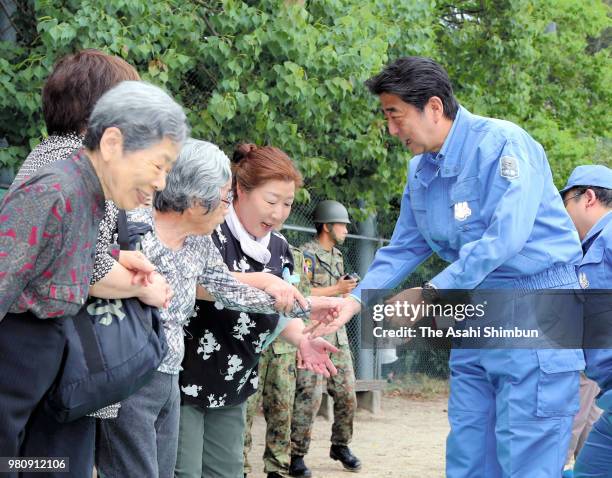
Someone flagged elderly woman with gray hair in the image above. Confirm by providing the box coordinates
[9,50,173,427]
[96,139,339,478]
[0,80,188,478]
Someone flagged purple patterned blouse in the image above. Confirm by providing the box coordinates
[0,149,105,320]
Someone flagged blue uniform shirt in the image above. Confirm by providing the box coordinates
[580,211,612,402]
[353,106,582,298]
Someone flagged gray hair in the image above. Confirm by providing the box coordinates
[154,138,231,213]
[83,80,189,151]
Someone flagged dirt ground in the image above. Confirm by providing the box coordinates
[247,393,450,478]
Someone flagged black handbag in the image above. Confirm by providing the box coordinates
[45,210,168,422]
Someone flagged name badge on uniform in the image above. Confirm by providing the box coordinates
[579,272,589,289]
[454,201,472,221]
[500,156,519,180]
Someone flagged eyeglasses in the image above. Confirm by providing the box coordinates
[221,190,234,207]
[563,191,585,206]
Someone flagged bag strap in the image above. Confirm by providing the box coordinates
[117,209,129,251]
[72,313,105,374]
[70,209,130,374]
[115,209,150,320]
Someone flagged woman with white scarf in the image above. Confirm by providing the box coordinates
[96,140,338,478]
[176,143,336,478]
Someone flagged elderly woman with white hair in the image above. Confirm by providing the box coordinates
[9,50,173,427]
[96,139,339,478]
[0,80,189,477]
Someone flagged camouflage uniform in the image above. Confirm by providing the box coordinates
[244,246,311,476]
[291,239,357,457]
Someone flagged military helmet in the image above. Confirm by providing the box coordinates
[313,200,351,224]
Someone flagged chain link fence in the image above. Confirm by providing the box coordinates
[0,0,18,43]
[281,195,450,382]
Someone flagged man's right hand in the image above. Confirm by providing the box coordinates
[137,271,173,309]
[335,276,358,295]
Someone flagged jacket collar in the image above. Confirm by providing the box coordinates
[74,149,106,215]
[582,211,612,252]
[415,105,470,184]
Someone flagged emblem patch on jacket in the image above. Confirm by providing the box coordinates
[454,202,472,221]
[500,156,519,180]
[303,252,315,282]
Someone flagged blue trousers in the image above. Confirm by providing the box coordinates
[573,346,612,478]
[573,404,612,478]
[446,265,583,477]
[447,348,581,477]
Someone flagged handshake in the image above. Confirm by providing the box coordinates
[303,295,362,337]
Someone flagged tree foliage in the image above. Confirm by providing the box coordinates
[1,0,610,225]
[435,0,611,185]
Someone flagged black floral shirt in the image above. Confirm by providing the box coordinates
[180,222,294,408]
[130,209,302,376]
[0,150,105,320]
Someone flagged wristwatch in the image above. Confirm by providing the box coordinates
[421,281,440,303]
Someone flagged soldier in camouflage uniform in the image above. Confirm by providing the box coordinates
[244,246,311,478]
[290,200,362,477]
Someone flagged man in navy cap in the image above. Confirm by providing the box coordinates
[560,164,612,478]
[311,56,585,477]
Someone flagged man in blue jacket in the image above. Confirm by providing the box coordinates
[313,56,585,477]
[560,165,612,478]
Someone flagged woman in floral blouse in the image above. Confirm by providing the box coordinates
[10,49,172,426]
[0,81,188,477]
[13,50,170,310]
[175,143,336,478]
[96,139,338,478]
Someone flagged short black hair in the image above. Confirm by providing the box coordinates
[365,56,459,120]
[315,222,325,236]
[565,186,612,208]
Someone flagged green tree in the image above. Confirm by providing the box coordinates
[186,0,437,219]
[0,0,204,170]
[1,0,609,214]
[0,0,436,222]
[435,0,611,186]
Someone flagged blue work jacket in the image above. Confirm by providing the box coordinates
[580,211,612,405]
[353,106,582,298]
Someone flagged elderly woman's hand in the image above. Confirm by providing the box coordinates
[305,296,360,337]
[262,275,308,315]
[137,271,173,309]
[118,250,157,286]
[297,337,339,377]
[306,296,346,324]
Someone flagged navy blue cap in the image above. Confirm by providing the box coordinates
[560,165,612,195]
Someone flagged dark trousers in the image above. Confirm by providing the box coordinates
[0,312,95,477]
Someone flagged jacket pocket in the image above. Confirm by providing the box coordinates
[535,349,584,417]
[409,186,429,239]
